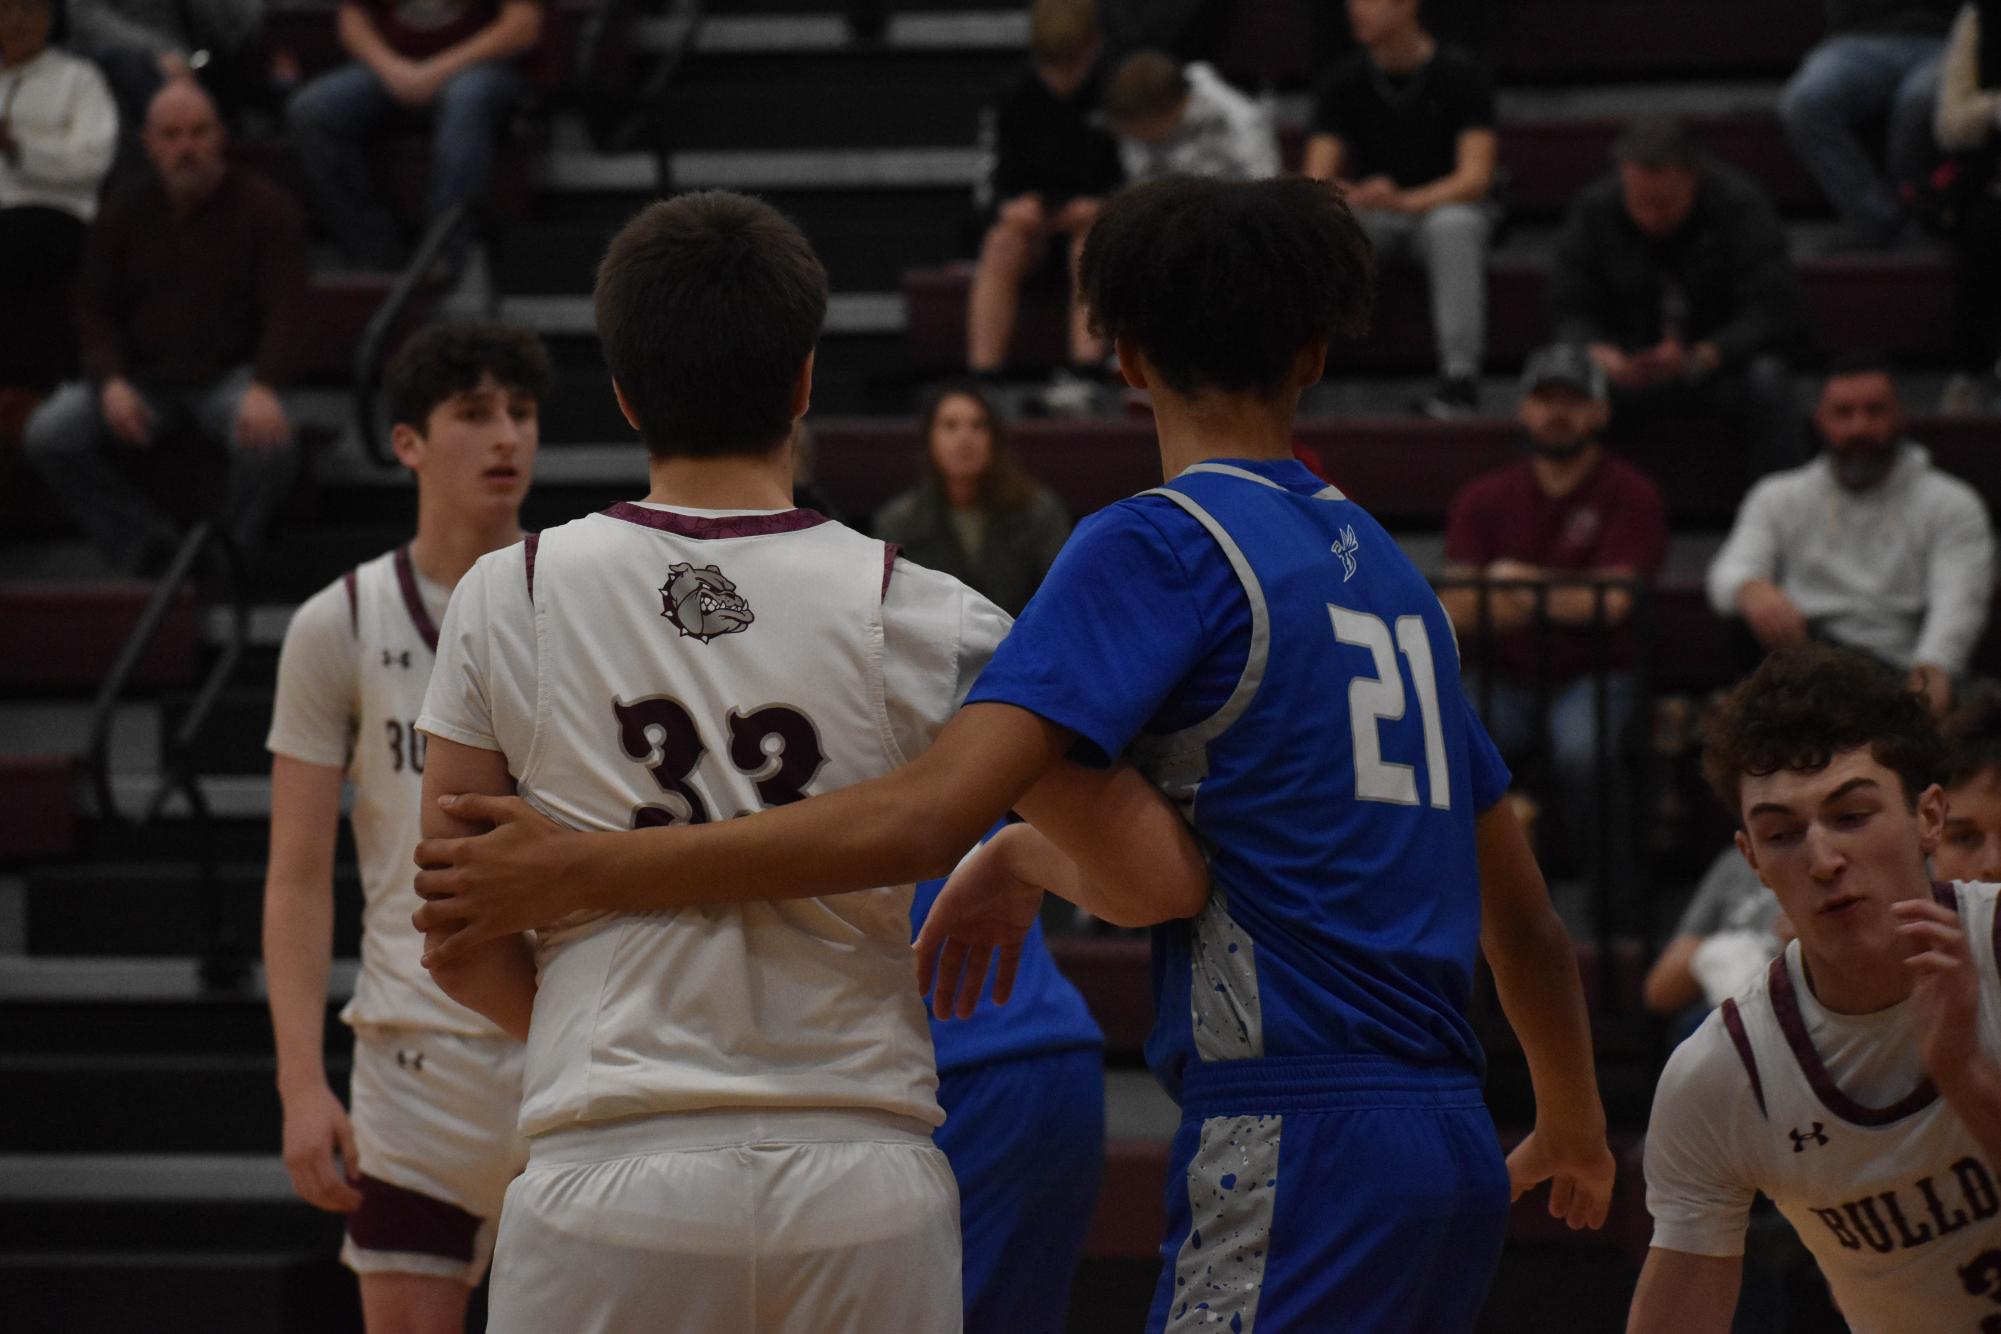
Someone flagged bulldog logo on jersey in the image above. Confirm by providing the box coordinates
[659,562,754,643]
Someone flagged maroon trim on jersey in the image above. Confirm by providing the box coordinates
[347,1172,482,1262]
[1720,999,1767,1118]
[881,542,901,601]
[341,568,359,637]
[601,502,830,541]
[1768,954,1939,1127]
[392,545,440,654]
[523,532,540,605]
[1934,881,1960,911]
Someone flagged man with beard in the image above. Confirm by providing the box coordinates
[1707,353,1994,717]
[1440,343,1668,875]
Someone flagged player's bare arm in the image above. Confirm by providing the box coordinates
[1624,1248,1742,1334]
[1475,798,1616,1228]
[263,754,365,1213]
[1895,896,2001,1164]
[414,702,1202,966]
[916,763,1212,1019]
[415,735,536,1039]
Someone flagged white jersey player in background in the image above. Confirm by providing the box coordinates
[1629,643,2001,1334]
[410,191,1204,1333]
[262,323,551,1334]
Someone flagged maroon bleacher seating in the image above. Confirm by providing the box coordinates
[0,582,199,691]
[904,257,1958,379]
[1050,936,1154,1058]
[1495,0,1822,81]
[0,755,77,861]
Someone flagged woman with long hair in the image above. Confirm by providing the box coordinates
[872,383,1071,615]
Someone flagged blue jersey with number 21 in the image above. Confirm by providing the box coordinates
[966,458,1511,1101]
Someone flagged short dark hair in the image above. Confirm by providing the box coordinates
[1614,116,1700,170]
[594,191,828,458]
[1080,175,1374,398]
[1823,348,1898,382]
[385,323,553,432]
[1942,687,2001,791]
[1702,644,1943,820]
[1104,50,1188,125]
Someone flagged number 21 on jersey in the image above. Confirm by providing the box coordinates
[1331,606,1450,809]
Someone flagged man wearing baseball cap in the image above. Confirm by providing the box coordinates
[1438,344,1670,886]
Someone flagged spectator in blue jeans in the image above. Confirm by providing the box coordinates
[1439,345,1669,881]
[1779,0,1958,249]
[286,0,541,271]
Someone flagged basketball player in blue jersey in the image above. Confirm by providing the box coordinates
[916,826,1105,1334]
[413,175,1617,1331]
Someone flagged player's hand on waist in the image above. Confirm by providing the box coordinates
[913,826,1049,1020]
[413,793,584,964]
[1504,1115,1616,1231]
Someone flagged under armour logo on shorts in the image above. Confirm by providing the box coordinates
[395,1049,426,1072]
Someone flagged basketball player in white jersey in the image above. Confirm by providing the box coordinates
[262,324,550,1333]
[410,192,1204,1333]
[1629,643,2001,1333]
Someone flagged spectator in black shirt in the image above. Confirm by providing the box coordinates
[967,0,1121,384]
[1549,117,1809,479]
[1304,0,1498,418]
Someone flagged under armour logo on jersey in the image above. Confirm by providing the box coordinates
[1791,1123,1829,1152]
[381,649,413,670]
[394,1049,425,1072]
[1332,525,1361,581]
[660,562,754,643]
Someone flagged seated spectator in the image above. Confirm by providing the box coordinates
[286,0,541,271]
[872,383,1070,616]
[1440,344,1668,876]
[0,0,117,326]
[967,0,1121,390]
[1303,0,1498,418]
[1938,686,2001,881]
[1102,49,1278,185]
[1780,0,1957,250]
[22,78,304,573]
[1641,847,1786,1020]
[1550,116,1809,479]
[67,0,260,187]
[1935,0,2001,413]
[1706,353,1995,717]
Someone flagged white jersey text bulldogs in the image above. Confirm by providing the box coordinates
[1644,880,2001,1333]
[268,547,509,1036]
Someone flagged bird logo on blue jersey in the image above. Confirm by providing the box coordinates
[1332,525,1361,582]
[659,562,755,643]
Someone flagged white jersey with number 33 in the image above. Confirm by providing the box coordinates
[419,503,1007,1139]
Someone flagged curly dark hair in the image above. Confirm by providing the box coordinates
[1079,174,1374,399]
[1942,685,2001,791]
[1702,644,1943,820]
[385,323,553,432]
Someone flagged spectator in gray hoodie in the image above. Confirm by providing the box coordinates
[1706,353,1994,716]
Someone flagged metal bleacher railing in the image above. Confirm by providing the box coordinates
[1434,572,1656,1011]
[83,520,254,989]
[351,200,478,468]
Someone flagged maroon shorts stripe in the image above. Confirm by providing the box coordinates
[346,1173,483,1263]
[1720,999,1766,1118]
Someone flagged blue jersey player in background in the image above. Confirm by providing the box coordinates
[412,175,1617,1333]
[916,825,1106,1334]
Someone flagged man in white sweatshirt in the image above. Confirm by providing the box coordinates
[1707,352,1994,716]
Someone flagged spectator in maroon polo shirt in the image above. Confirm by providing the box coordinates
[1440,343,1669,877]
[21,78,305,574]
[285,0,542,271]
